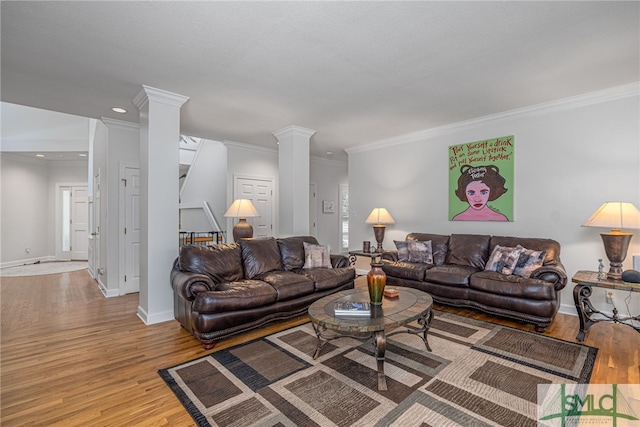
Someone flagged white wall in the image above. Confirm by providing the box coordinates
[311,156,348,252]
[92,118,140,295]
[348,84,640,317]
[179,139,227,234]
[225,141,280,238]
[1,155,51,265]
[0,155,88,266]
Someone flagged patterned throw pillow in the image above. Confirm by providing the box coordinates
[302,242,332,269]
[513,245,546,278]
[485,245,522,275]
[394,240,410,262]
[407,240,433,264]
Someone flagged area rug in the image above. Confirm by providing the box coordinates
[0,261,88,277]
[159,311,597,427]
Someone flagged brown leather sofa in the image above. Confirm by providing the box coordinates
[381,233,567,332]
[171,236,355,348]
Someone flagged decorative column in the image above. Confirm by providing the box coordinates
[133,85,189,325]
[273,125,315,237]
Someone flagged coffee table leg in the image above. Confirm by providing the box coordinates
[387,308,434,352]
[374,331,387,391]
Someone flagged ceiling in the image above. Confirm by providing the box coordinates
[2,1,638,160]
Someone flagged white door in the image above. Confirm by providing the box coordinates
[71,186,88,260]
[123,167,140,294]
[235,177,274,238]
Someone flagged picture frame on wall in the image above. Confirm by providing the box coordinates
[322,200,335,213]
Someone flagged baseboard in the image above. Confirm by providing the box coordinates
[1,256,56,269]
[97,279,119,298]
[137,306,174,325]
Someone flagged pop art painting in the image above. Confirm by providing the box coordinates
[449,136,514,222]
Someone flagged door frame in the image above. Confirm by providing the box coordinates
[232,173,276,238]
[54,182,88,261]
[118,162,140,296]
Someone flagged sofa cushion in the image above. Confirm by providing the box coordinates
[382,261,430,281]
[446,234,491,269]
[513,245,546,278]
[257,271,315,301]
[192,280,278,312]
[470,271,556,300]
[490,236,560,265]
[408,240,433,264]
[407,233,449,266]
[299,267,356,291]
[303,242,332,269]
[240,238,283,279]
[394,240,410,262]
[484,245,522,275]
[179,244,243,284]
[424,264,478,287]
[277,236,320,270]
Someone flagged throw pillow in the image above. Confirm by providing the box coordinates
[513,245,546,278]
[394,240,410,262]
[303,242,332,269]
[408,240,433,264]
[485,245,522,275]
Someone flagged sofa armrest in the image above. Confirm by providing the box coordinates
[381,250,398,262]
[170,269,216,301]
[530,262,567,291]
[330,254,349,268]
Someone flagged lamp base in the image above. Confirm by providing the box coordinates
[600,232,633,280]
[232,218,253,242]
[372,225,386,252]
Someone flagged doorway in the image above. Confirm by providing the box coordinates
[234,175,274,238]
[57,184,89,260]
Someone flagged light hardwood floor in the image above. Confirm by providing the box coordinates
[1,269,638,426]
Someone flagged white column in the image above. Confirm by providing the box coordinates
[133,85,189,325]
[273,125,315,237]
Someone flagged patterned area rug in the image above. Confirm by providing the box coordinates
[159,311,597,427]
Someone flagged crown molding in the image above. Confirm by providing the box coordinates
[273,125,317,141]
[223,140,277,154]
[133,85,189,110]
[310,154,347,167]
[0,152,87,166]
[345,82,640,154]
[101,117,139,131]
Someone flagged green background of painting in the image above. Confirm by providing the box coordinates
[448,136,515,221]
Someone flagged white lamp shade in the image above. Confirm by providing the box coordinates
[224,199,259,218]
[365,208,395,225]
[582,202,640,231]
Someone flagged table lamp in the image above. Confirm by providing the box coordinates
[365,208,395,252]
[224,199,259,242]
[582,201,640,280]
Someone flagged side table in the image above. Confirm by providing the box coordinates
[348,250,383,266]
[572,270,640,341]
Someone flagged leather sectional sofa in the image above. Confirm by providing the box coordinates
[381,233,567,332]
[171,236,355,348]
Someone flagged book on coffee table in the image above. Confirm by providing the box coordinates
[334,301,371,316]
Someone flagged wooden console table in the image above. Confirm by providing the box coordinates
[572,270,640,341]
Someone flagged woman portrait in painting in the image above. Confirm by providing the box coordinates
[452,164,509,221]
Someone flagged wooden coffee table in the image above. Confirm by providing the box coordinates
[308,287,433,391]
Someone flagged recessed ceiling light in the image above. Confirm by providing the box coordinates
[112,107,127,113]
[79,153,87,157]
[35,154,45,158]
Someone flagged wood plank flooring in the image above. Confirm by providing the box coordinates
[1,270,638,426]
